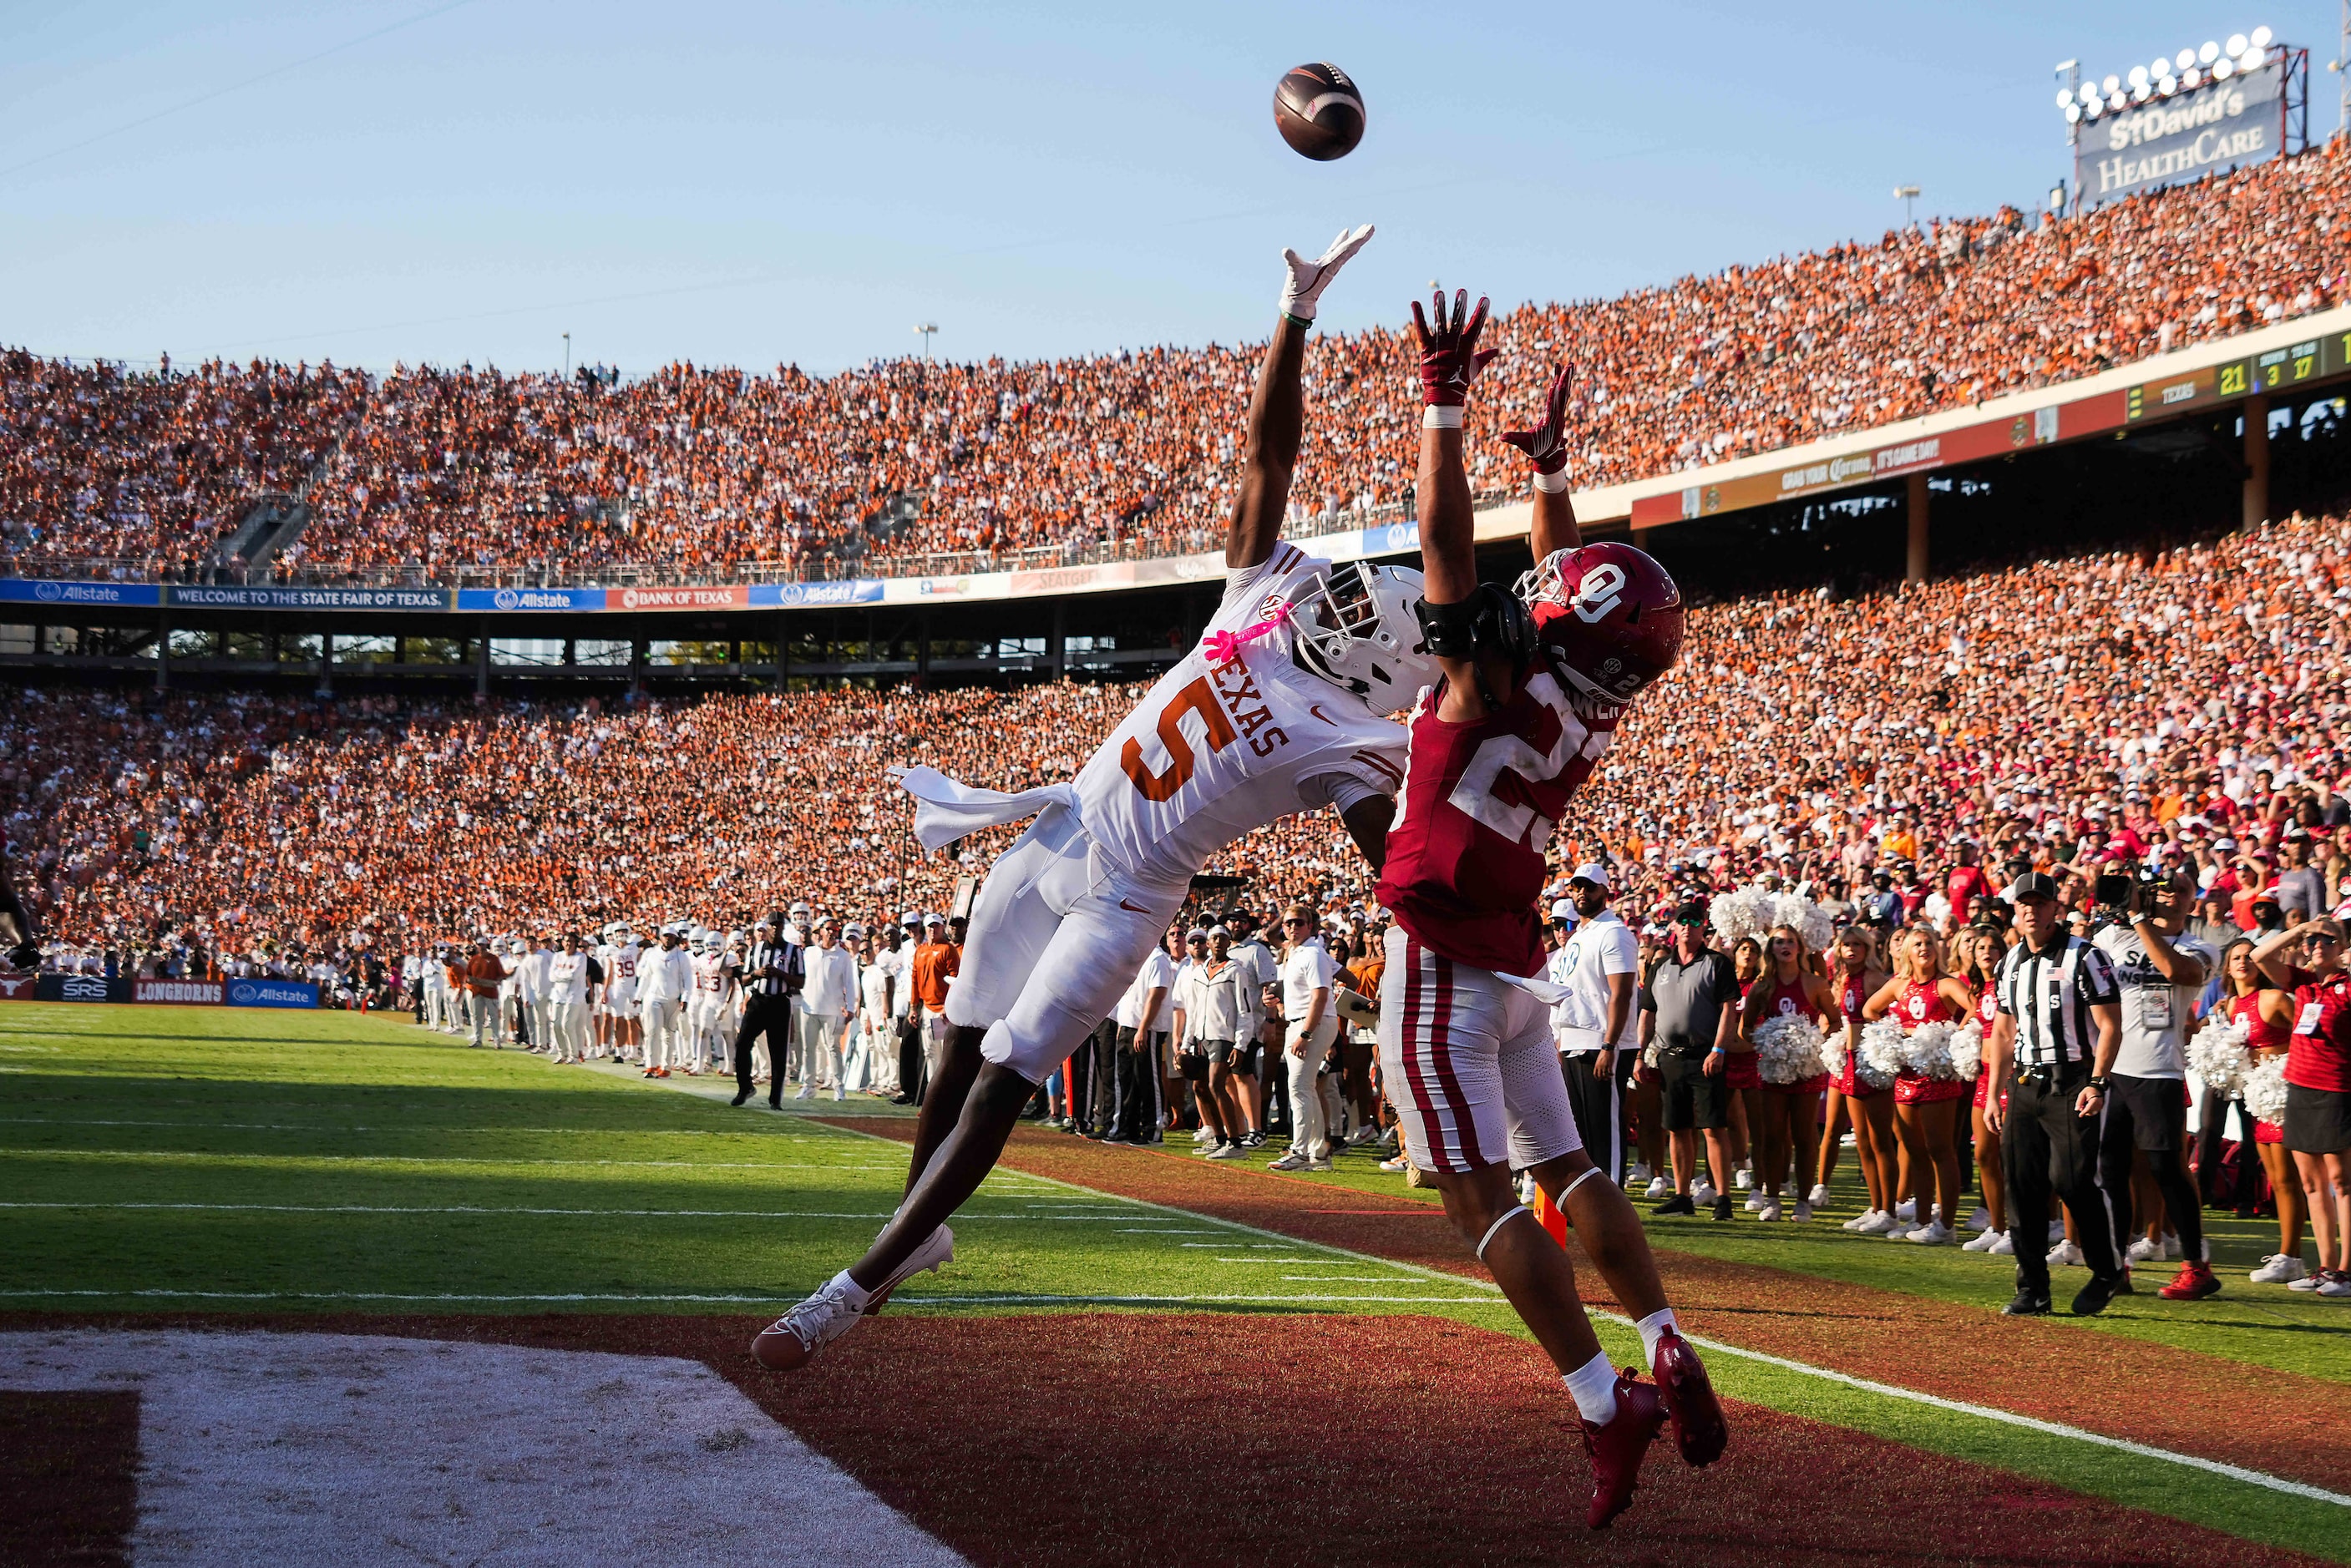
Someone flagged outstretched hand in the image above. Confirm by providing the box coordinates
[1499,362,1575,474]
[1410,288,1496,407]
[1279,224,1374,323]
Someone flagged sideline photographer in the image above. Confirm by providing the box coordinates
[2090,865,2219,1299]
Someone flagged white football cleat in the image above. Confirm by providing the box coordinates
[752,1225,954,1372]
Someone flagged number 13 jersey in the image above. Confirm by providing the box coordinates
[1376,669,1621,978]
[1071,543,1410,883]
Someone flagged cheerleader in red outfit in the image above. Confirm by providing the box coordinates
[1863,923,1972,1244]
[1958,926,2013,1254]
[1723,936,1768,1202]
[1739,924,1842,1223]
[1826,926,1899,1232]
[2222,938,2307,1284]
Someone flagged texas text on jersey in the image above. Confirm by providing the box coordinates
[1376,667,1619,979]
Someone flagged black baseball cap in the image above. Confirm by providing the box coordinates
[1672,899,1708,925]
[2008,871,2061,903]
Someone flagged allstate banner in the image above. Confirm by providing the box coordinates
[755,579,885,608]
[455,586,608,612]
[2077,61,2283,205]
[226,978,319,1009]
[0,579,163,607]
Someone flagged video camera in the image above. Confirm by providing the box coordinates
[2091,862,2170,918]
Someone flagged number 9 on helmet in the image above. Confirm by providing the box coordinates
[1292,562,1442,713]
[1513,542,1685,701]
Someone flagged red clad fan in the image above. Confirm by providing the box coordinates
[1366,291,1724,1530]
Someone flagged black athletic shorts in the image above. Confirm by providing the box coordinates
[1178,1048,1208,1083]
[2283,1083,2351,1156]
[2105,1073,2187,1153]
[1658,1052,1729,1132]
[1234,1041,1264,1078]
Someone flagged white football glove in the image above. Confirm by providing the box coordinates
[1279,223,1374,323]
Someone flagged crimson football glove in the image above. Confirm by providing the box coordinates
[1410,288,1497,410]
[1499,363,1575,476]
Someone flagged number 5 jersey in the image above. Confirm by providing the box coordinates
[1376,668,1622,979]
[896,543,1409,878]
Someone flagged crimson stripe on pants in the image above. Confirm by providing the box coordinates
[1425,952,1484,1169]
[1397,936,1457,1171]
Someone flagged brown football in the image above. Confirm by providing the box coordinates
[1274,63,1365,161]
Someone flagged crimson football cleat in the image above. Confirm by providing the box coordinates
[1578,1373,1665,1530]
[2158,1259,2222,1301]
[1651,1329,1728,1466]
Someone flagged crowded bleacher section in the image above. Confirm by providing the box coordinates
[7,144,2349,584]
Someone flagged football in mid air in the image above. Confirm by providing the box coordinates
[1274,63,1365,161]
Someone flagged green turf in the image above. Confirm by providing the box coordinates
[4,1003,2347,1560]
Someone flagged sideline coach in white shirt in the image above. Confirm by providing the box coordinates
[1552,863,1639,1181]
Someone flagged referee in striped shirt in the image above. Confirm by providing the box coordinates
[1984,872,2127,1317]
[732,913,802,1109]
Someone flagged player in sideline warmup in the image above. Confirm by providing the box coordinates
[1371,290,1726,1528]
[753,226,1442,1368]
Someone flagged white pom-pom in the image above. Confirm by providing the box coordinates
[1709,887,1764,947]
[1820,1026,1849,1080]
[1857,1017,1906,1090]
[2186,1014,2252,1099]
[2240,1055,2291,1125]
[1948,1020,1984,1081]
[1752,1014,1827,1084]
[1900,1017,1960,1080]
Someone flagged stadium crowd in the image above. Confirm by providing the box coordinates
[7,145,2349,583]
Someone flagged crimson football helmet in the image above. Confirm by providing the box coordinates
[1513,542,1685,701]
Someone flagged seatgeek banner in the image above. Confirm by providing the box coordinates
[2076,60,2284,206]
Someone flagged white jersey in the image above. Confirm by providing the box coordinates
[1071,544,1407,881]
[690,951,730,1013]
[603,941,641,1004]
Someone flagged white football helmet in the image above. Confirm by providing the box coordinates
[1292,561,1440,712]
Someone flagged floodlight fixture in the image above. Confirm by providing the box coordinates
[2102,73,2121,93]
[2158,73,2179,94]
[2183,66,2202,88]
[2056,88,2074,107]
[2214,56,2235,78]
[2176,48,2196,70]
[2199,40,2220,63]
[2129,65,2150,88]
[2151,56,2171,78]
[2065,104,2084,123]
[2084,95,2103,117]
[2227,33,2248,54]
[2251,25,2272,48]
[2110,89,2131,108]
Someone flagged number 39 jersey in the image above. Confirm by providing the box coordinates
[1376,669,1621,978]
[1071,543,1410,882]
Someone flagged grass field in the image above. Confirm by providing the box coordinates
[6,1001,2349,1564]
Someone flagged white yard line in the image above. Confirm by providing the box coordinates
[0,1201,1186,1222]
[0,1287,1497,1307]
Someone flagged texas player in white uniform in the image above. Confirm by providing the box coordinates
[755,226,1437,1370]
[601,926,642,1063]
[1369,290,1724,1530]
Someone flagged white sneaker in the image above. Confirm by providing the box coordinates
[1645,1176,1670,1199]
[1268,1151,1311,1171]
[1965,1206,1993,1232]
[1346,1125,1381,1146]
[832,1086,844,1102]
[2318,1273,2351,1298]
[1857,1211,1904,1236]
[1735,1165,1754,1192]
[1807,1183,1832,1207]
[2249,1253,2309,1285]
[1894,1199,1918,1222]
[1744,1192,1764,1212]
[1791,1201,1813,1222]
[792,1085,813,1101]
[2126,1236,2161,1263]
[1842,1209,1879,1232]
[2287,1271,2325,1292]
[1905,1222,1953,1245]
[1302,1157,1334,1172]
[1206,1141,1249,1161]
[752,1223,953,1372]
[1378,1156,1410,1173]
[1692,1180,1719,1206]
[1626,1162,1653,1188]
[1988,1232,2015,1255]
[2047,1240,2085,1268]
[1757,1201,1783,1222]
[1961,1227,2001,1252]
[1193,1126,1216,1145]
[2163,1232,2182,1261]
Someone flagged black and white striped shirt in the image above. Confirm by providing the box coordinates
[742,941,802,999]
[1994,933,2120,1068]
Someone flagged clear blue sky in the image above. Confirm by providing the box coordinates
[2,2,2335,375]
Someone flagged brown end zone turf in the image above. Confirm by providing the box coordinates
[0,1311,2318,1568]
[820,1116,2351,1495]
[0,1389,139,1567]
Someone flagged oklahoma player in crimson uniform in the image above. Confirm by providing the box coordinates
[1369,289,1725,1529]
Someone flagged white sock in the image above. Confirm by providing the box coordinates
[828,1269,873,1311]
[1563,1351,1619,1426]
[1636,1308,1680,1365]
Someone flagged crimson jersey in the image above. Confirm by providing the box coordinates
[1896,978,1963,1027]
[1376,669,1620,977]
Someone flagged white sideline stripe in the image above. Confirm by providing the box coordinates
[803,1117,2351,1511]
[1672,1332,2351,1509]
[0,1115,904,1142]
[0,1288,1494,1306]
[9,1149,914,1171]
[0,1201,1180,1222]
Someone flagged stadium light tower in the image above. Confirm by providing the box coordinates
[1893,185,1921,226]
[562,331,570,378]
[915,323,938,360]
